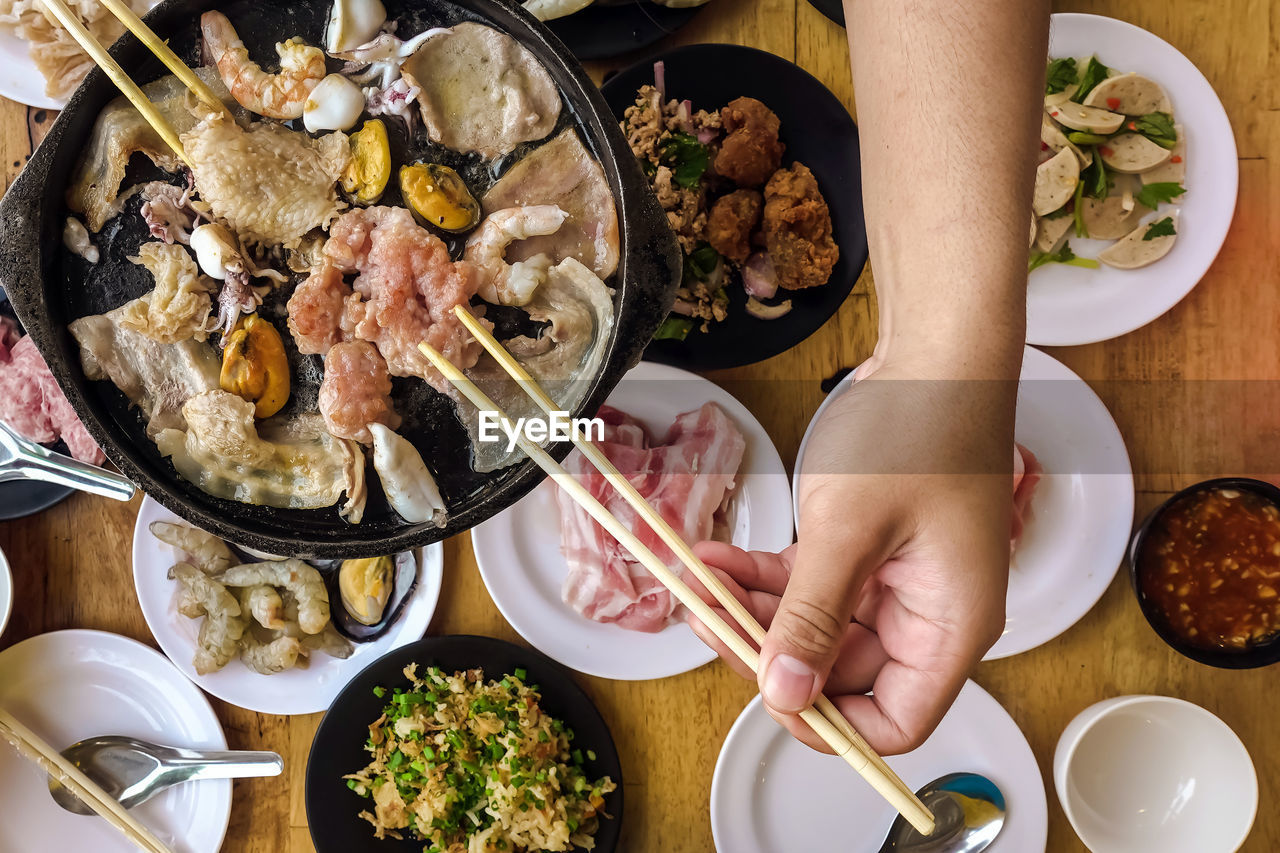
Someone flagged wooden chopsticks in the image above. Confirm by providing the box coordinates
[35,0,191,165]
[0,707,175,853]
[420,312,936,836]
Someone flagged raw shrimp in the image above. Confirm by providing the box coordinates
[464,205,568,306]
[240,632,304,674]
[201,11,325,120]
[237,584,285,630]
[150,520,235,575]
[169,562,246,674]
[218,559,330,634]
[301,624,354,659]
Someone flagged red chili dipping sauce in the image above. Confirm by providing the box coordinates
[1138,486,1280,651]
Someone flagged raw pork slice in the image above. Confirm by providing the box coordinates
[0,335,103,464]
[1011,443,1042,547]
[556,403,746,632]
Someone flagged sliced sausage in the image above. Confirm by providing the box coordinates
[1079,193,1145,239]
[1140,126,1186,186]
[1033,146,1080,216]
[1082,72,1172,115]
[1098,214,1178,269]
[1033,214,1072,254]
[1041,112,1092,167]
[1100,133,1172,173]
[1045,100,1124,135]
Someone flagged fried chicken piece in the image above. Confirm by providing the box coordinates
[713,97,784,188]
[762,162,839,290]
[706,189,763,263]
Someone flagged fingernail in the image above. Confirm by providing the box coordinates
[763,654,816,714]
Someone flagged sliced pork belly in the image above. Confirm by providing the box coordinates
[1011,442,1042,547]
[0,336,103,464]
[557,403,746,632]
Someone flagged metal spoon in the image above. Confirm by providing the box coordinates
[47,736,282,815]
[0,420,135,501]
[877,772,1006,852]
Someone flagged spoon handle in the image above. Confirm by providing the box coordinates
[0,422,136,501]
[166,750,284,781]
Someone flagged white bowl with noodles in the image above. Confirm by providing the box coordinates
[1028,13,1238,345]
[132,496,444,715]
[471,360,794,681]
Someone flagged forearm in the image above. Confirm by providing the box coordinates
[846,0,1049,377]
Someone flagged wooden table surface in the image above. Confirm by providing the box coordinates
[1,0,1276,850]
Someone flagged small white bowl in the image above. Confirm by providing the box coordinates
[1054,695,1257,852]
[0,545,11,638]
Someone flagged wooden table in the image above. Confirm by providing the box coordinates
[1,0,1275,849]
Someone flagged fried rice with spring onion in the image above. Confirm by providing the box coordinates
[345,664,616,853]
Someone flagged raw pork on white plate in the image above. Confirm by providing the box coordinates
[472,360,793,680]
[793,346,1133,659]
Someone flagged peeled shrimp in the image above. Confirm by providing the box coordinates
[169,562,246,674]
[301,624,354,660]
[150,520,235,575]
[237,584,285,630]
[201,11,325,120]
[240,632,304,675]
[218,559,330,634]
[464,205,568,306]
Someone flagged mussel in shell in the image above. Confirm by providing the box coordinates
[324,549,418,641]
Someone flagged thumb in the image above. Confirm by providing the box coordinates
[758,503,892,715]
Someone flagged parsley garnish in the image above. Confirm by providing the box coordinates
[1045,58,1078,94]
[1074,57,1111,101]
[1029,241,1101,272]
[1131,112,1177,149]
[1135,182,1185,209]
[1143,217,1176,240]
[657,132,710,189]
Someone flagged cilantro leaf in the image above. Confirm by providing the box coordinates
[683,242,720,283]
[1131,112,1177,149]
[1045,58,1078,94]
[1074,57,1111,101]
[1135,182,1186,209]
[657,132,710,189]
[653,315,695,341]
[1143,217,1176,241]
[1028,241,1101,273]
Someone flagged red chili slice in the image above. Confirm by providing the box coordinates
[1171,155,1183,163]
[1100,146,1114,157]
[1106,97,1121,110]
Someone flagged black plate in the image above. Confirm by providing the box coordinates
[546,3,701,61]
[600,43,867,371]
[0,286,75,520]
[0,0,680,558]
[306,634,623,852]
[805,0,843,27]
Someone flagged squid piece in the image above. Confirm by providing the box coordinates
[218,558,330,635]
[169,562,246,675]
[369,424,446,526]
[149,520,235,575]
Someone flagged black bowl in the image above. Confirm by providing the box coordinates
[0,0,680,557]
[1128,477,1280,669]
[600,43,868,371]
[305,634,623,852]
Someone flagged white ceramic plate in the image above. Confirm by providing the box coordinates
[794,346,1134,660]
[133,496,444,715]
[0,629,230,853]
[711,680,1048,853]
[472,360,794,681]
[1027,13,1238,346]
[0,1,162,110]
[0,545,11,638]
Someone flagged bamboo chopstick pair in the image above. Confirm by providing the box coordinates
[0,707,175,853]
[420,306,937,836]
[35,0,229,165]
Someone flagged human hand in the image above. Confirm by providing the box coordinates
[688,358,1018,754]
